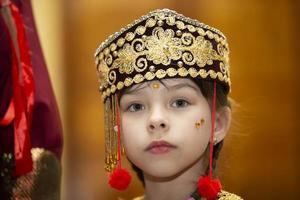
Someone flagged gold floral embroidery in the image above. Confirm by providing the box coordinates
[145,27,182,65]
[189,35,220,67]
[95,9,228,56]
[111,43,138,74]
[218,43,230,74]
[110,27,227,76]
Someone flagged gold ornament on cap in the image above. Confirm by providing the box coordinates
[151,82,160,89]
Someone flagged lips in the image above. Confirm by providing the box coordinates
[145,140,176,154]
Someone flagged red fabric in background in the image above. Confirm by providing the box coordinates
[9,2,35,176]
[0,0,14,167]
[0,0,63,174]
[19,0,63,159]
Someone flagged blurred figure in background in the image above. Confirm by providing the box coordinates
[0,0,62,199]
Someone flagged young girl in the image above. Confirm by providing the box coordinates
[94,9,242,200]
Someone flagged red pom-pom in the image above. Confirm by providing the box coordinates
[197,176,222,200]
[108,168,132,191]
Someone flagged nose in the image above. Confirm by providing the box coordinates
[147,107,169,133]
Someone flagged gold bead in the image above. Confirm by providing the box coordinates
[152,82,160,89]
[149,65,155,72]
[178,61,183,67]
[111,163,115,170]
[157,20,164,26]
[176,30,182,36]
[113,51,118,57]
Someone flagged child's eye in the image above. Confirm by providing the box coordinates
[171,99,190,108]
[127,103,145,112]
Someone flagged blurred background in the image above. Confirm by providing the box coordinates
[31,0,300,199]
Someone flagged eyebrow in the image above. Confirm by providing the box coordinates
[123,82,199,96]
[123,83,149,95]
[166,83,199,93]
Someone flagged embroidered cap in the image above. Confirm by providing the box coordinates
[95,8,230,101]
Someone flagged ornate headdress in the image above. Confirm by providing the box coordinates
[95,8,231,198]
[95,9,230,101]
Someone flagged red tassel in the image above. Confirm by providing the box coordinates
[197,81,222,199]
[108,168,132,191]
[197,176,221,200]
[107,95,132,191]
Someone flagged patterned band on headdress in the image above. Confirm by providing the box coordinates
[95,8,230,102]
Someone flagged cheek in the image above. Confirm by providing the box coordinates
[173,106,211,132]
[121,122,147,169]
[181,124,210,151]
[121,115,145,157]
[172,109,211,153]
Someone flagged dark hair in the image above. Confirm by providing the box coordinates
[120,78,231,184]
[193,78,230,178]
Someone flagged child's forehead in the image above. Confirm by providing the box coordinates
[126,78,198,93]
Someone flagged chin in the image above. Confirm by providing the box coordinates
[142,164,184,181]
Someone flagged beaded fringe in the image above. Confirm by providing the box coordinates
[104,94,124,172]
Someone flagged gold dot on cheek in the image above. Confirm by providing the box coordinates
[195,122,201,129]
[152,82,160,89]
[195,118,205,129]
[200,118,205,124]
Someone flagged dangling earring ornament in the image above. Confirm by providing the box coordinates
[107,94,132,191]
[195,118,205,129]
[197,81,222,200]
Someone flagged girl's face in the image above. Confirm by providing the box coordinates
[120,78,212,179]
